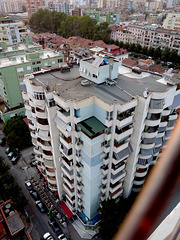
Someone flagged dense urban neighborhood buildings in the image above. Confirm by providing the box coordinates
[110,24,180,54]
[21,54,180,224]
[0,37,64,121]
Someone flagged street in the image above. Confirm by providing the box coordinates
[0,142,95,240]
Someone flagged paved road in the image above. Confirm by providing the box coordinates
[0,143,95,240]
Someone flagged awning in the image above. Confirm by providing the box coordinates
[59,201,73,219]
[114,143,133,160]
[137,158,146,166]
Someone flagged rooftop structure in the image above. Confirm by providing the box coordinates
[21,55,180,225]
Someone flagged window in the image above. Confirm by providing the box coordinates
[93,74,97,78]
[27,66,31,71]
[48,99,55,107]
[17,67,24,73]
[18,75,24,79]
[33,67,40,72]
[36,61,41,64]
[33,92,45,100]
[58,58,63,63]
[32,62,36,65]
[101,141,106,147]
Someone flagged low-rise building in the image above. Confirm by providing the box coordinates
[163,13,180,30]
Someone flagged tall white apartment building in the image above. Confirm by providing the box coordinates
[163,13,180,30]
[21,57,180,225]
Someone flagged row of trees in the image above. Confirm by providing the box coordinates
[29,9,111,42]
[3,117,31,150]
[99,194,137,240]
[110,40,180,65]
[0,156,28,212]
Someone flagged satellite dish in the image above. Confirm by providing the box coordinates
[66,125,72,132]
[143,90,148,98]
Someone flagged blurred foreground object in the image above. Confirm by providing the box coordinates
[114,117,180,240]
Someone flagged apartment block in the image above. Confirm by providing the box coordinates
[106,13,120,25]
[110,24,180,54]
[21,56,180,226]
[0,38,64,121]
[86,11,100,22]
[163,13,180,30]
[27,0,46,18]
[0,16,28,44]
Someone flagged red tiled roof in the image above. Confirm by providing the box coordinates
[149,64,167,74]
[139,59,154,64]
[122,58,138,67]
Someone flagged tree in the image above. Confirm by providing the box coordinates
[161,47,170,62]
[3,117,31,149]
[135,44,142,53]
[147,47,154,57]
[154,47,161,59]
[141,46,148,55]
[93,22,112,43]
[119,41,124,48]
[129,43,136,52]
[80,15,97,39]
[169,50,178,63]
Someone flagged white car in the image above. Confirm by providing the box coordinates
[58,234,67,240]
[43,232,54,240]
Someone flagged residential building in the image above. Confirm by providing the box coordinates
[0,16,28,44]
[163,13,180,30]
[0,38,64,121]
[48,1,69,15]
[86,11,100,22]
[110,24,180,54]
[27,0,46,18]
[106,13,120,25]
[21,55,180,226]
[72,8,82,16]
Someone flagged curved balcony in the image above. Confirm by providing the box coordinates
[109,182,122,193]
[32,138,37,146]
[135,169,148,177]
[42,152,53,160]
[116,115,133,129]
[133,179,145,185]
[56,124,71,138]
[37,140,52,151]
[29,122,36,131]
[44,159,54,168]
[111,164,125,175]
[32,98,45,107]
[159,121,168,128]
[132,187,141,193]
[110,170,126,184]
[31,111,36,119]
[63,183,75,198]
[101,185,107,194]
[47,176,57,184]
[162,109,171,116]
[62,158,73,171]
[101,165,108,175]
[102,177,108,185]
[36,110,47,119]
[143,131,158,139]
[140,142,155,149]
[103,157,109,165]
[169,114,178,120]
[34,147,42,155]
[110,187,123,199]
[145,118,161,127]
[57,110,70,123]
[36,122,49,131]
[30,131,37,139]
[24,103,31,111]
[29,100,35,108]
[48,184,57,191]
[46,168,56,177]
[115,128,133,142]
[114,141,129,154]
[157,132,165,138]
[101,194,106,202]
[148,108,163,114]
[112,155,127,165]
[22,92,28,101]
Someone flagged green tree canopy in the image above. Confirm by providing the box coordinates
[3,117,31,149]
[93,22,112,43]
[161,47,170,62]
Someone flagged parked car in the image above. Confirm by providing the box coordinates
[5,147,11,154]
[8,151,15,160]
[58,234,67,240]
[30,190,40,201]
[36,200,47,213]
[43,232,54,240]
[0,137,6,146]
[48,217,61,235]
[25,180,33,191]
[30,160,38,167]
[11,154,21,165]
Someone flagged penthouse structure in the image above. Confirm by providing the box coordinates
[110,24,180,54]
[21,56,180,225]
[0,38,63,121]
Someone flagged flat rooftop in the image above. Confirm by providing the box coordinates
[6,212,24,236]
[30,65,178,105]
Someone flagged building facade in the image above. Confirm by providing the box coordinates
[110,24,180,54]
[0,16,28,44]
[27,0,46,18]
[163,13,180,30]
[106,13,120,25]
[21,55,180,225]
[0,38,64,121]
